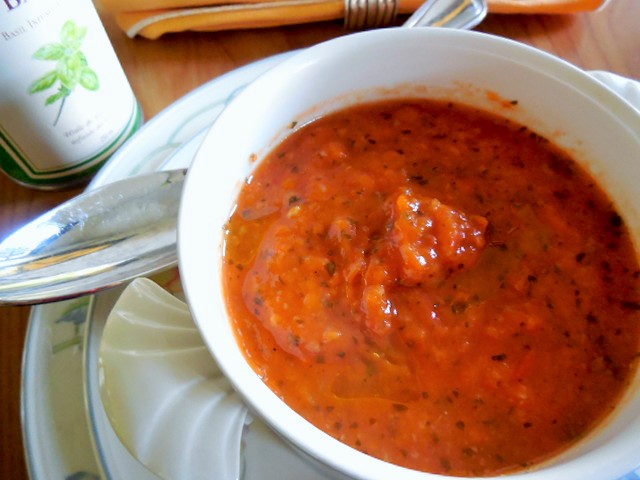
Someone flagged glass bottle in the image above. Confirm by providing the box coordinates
[0,0,143,189]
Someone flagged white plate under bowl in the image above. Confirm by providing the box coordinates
[21,49,640,480]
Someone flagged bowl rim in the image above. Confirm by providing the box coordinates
[178,27,640,480]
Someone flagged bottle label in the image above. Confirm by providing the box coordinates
[0,0,142,188]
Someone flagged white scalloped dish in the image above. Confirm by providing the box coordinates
[98,278,248,480]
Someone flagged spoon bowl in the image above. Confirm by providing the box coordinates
[0,169,185,305]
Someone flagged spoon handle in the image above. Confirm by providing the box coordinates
[0,169,186,305]
[403,0,487,29]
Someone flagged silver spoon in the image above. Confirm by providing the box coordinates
[0,169,185,305]
[0,0,487,306]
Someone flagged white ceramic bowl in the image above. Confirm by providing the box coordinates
[178,27,640,480]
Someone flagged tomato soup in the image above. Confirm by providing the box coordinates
[222,99,640,476]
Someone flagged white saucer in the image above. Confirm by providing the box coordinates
[21,60,640,480]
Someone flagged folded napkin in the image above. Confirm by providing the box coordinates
[96,0,607,39]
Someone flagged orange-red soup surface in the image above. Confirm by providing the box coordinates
[222,99,640,476]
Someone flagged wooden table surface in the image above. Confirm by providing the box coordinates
[1,1,638,477]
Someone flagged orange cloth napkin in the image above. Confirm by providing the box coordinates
[95,0,607,39]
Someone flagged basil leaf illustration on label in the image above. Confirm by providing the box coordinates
[80,68,99,91]
[61,20,87,50]
[28,70,59,94]
[32,43,66,61]
[28,20,100,126]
